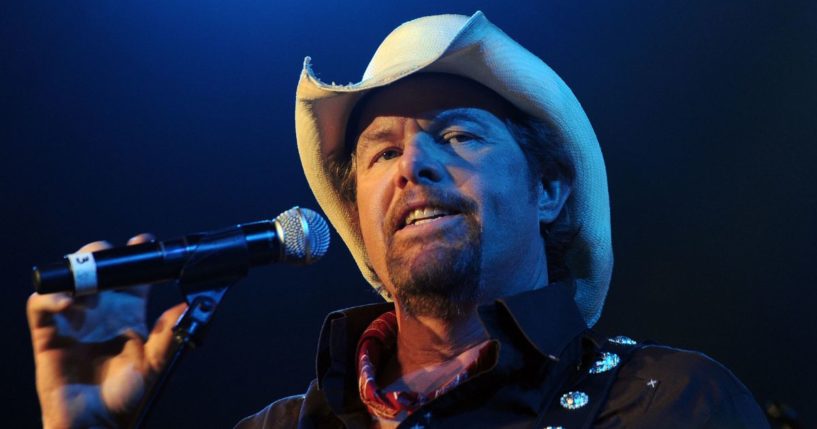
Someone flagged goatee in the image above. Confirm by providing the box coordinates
[385,190,482,321]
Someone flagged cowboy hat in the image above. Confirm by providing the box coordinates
[294,11,612,326]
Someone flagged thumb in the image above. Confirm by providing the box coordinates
[143,303,188,374]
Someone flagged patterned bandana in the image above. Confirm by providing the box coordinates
[356,311,497,420]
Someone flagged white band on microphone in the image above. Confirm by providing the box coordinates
[66,252,98,295]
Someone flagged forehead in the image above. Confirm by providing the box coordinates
[349,73,516,141]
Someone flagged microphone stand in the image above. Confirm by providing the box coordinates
[127,228,251,429]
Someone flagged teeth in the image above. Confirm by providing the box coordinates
[404,207,450,226]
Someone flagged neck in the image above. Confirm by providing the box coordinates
[381,246,550,385]
[384,304,487,383]
[482,238,551,303]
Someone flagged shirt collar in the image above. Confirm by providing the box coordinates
[313,279,589,416]
[480,278,588,361]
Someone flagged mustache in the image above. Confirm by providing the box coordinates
[385,187,478,235]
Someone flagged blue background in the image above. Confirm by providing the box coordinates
[3,1,815,426]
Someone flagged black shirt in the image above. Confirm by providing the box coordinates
[235,281,769,428]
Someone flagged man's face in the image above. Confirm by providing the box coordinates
[352,74,548,319]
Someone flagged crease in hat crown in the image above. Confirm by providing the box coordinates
[295,11,613,327]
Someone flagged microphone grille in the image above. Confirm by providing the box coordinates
[274,207,330,264]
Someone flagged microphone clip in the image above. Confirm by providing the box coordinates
[129,227,251,429]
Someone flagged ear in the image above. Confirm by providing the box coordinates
[537,178,571,224]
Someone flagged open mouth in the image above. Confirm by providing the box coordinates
[402,207,457,228]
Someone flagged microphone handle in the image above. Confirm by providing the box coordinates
[33,220,281,295]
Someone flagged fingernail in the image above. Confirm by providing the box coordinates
[55,294,73,306]
[128,233,156,245]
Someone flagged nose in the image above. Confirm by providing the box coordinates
[395,135,445,188]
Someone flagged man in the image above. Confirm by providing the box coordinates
[28,12,768,428]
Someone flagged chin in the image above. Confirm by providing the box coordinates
[387,243,483,320]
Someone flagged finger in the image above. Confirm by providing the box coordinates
[26,292,74,329]
[127,233,156,246]
[78,240,113,253]
[76,237,154,300]
[120,234,156,299]
[144,302,188,373]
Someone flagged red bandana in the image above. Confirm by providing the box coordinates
[356,311,496,420]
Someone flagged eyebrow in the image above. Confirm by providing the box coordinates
[427,109,493,133]
[355,127,395,157]
[358,127,396,143]
[354,108,496,154]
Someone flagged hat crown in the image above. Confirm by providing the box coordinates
[362,14,471,82]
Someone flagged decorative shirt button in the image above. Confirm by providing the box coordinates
[588,351,621,374]
[560,391,589,410]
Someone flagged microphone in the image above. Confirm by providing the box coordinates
[32,207,330,296]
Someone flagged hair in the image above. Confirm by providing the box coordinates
[502,113,576,282]
[329,92,577,283]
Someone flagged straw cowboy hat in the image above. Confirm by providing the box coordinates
[294,11,612,326]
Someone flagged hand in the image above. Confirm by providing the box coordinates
[27,234,188,429]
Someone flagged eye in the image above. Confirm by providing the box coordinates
[442,131,477,145]
[372,148,402,164]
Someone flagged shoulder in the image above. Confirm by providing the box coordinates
[600,344,769,428]
[622,345,749,394]
[233,394,306,429]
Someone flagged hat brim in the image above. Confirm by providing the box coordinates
[295,11,612,326]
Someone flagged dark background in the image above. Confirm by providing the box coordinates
[3,1,815,427]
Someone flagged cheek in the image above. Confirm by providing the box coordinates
[476,151,538,230]
[355,179,391,264]
[358,208,383,252]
